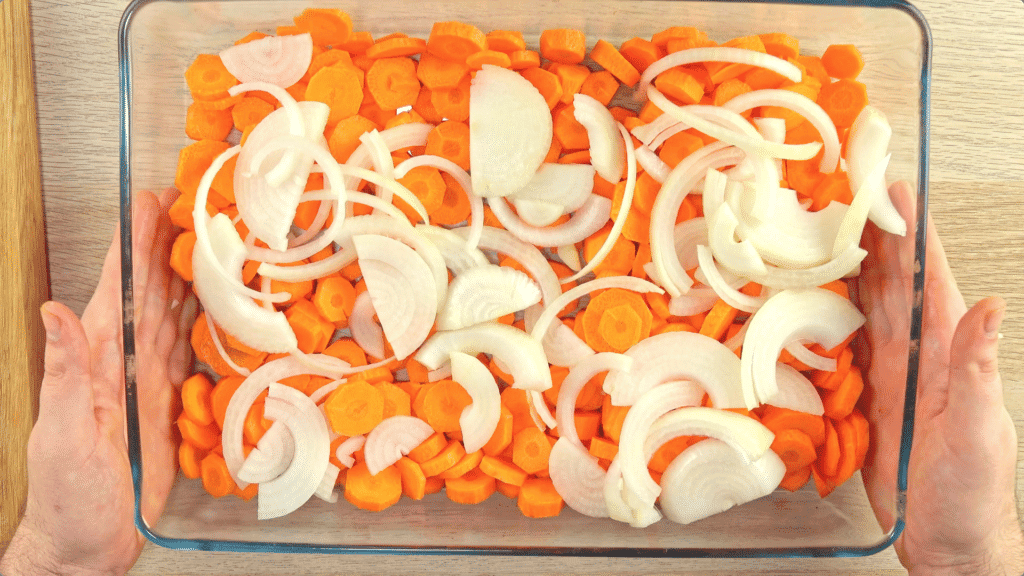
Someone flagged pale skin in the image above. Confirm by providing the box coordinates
[0,184,1021,575]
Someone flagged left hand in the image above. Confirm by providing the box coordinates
[0,189,195,575]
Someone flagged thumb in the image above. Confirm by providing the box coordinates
[947,296,1007,421]
[38,301,96,429]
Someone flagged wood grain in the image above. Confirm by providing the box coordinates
[0,0,50,549]
[9,0,1024,572]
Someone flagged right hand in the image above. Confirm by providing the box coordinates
[854,181,1024,575]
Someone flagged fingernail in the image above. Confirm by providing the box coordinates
[40,303,62,342]
[984,305,1006,339]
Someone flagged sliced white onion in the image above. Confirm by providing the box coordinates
[229,83,308,189]
[783,340,837,372]
[562,123,636,284]
[573,94,625,183]
[549,438,609,518]
[634,145,672,184]
[639,47,803,99]
[364,415,435,476]
[396,154,484,249]
[257,384,331,520]
[220,33,312,88]
[767,362,826,415]
[603,457,662,527]
[428,363,452,382]
[415,322,551,391]
[619,381,704,513]
[350,291,386,361]
[360,129,399,211]
[706,199,768,278]
[746,244,868,290]
[740,288,865,408]
[450,352,502,453]
[645,406,775,464]
[342,122,433,192]
[724,90,841,174]
[632,113,688,150]
[238,421,294,484]
[453,226,561,307]
[833,153,893,259]
[315,463,340,503]
[602,331,745,408]
[509,163,595,214]
[659,438,786,525]
[335,435,365,469]
[556,352,633,450]
[529,275,664,346]
[752,117,786,178]
[511,198,566,227]
[414,224,489,274]
[488,194,612,248]
[523,304,595,368]
[204,311,252,377]
[470,65,552,198]
[696,245,767,313]
[736,187,849,270]
[668,289,718,317]
[301,188,405,222]
[355,234,438,360]
[557,244,582,272]
[437,264,542,331]
[847,106,905,236]
[526,389,557,430]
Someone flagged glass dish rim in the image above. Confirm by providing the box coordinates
[117,0,931,558]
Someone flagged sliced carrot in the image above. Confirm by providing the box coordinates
[178,412,220,452]
[408,431,448,464]
[200,453,236,498]
[796,55,832,87]
[175,140,231,198]
[551,64,591,105]
[651,26,707,49]
[344,461,402,511]
[495,480,521,499]
[517,477,563,518]
[486,30,526,53]
[812,464,838,499]
[445,468,496,504]
[420,440,467,477]
[306,65,364,127]
[396,165,446,222]
[580,70,620,107]
[539,28,586,65]
[185,101,234,141]
[817,78,868,129]
[699,299,739,341]
[760,405,826,447]
[581,288,653,354]
[711,78,752,109]
[552,104,589,151]
[479,454,529,486]
[512,427,552,475]
[482,404,515,456]
[648,435,695,473]
[779,465,812,492]
[583,224,636,277]
[619,37,662,73]
[420,379,472,434]
[179,441,207,479]
[706,35,766,84]
[181,373,215,426]
[366,36,427,59]
[654,67,704,105]
[818,419,840,477]
[209,375,244,429]
[601,394,630,443]
[741,66,787,91]
[393,456,427,500]
[430,74,471,122]
[759,33,800,60]
[437,449,483,480]
[416,53,469,90]
[169,231,197,282]
[327,114,378,163]
[821,44,864,80]
[293,8,353,46]
[284,298,333,354]
[509,50,541,70]
[588,436,619,461]
[229,96,274,133]
[324,380,385,436]
[324,338,367,368]
[234,31,267,45]
[377,381,412,419]
[589,39,640,86]
[771,429,818,473]
[823,365,864,420]
[302,49,354,83]
[366,57,420,111]
[184,54,238,101]
[466,49,512,70]
[831,415,860,487]
[658,130,704,169]
[427,21,487,63]
[431,172,472,226]
[849,408,871,470]
[520,67,563,111]
[313,275,357,325]
[423,120,471,173]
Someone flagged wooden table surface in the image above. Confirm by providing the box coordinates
[11,0,1024,573]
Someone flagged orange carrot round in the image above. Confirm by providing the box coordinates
[445,468,496,504]
[324,380,385,436]
[539,28,586,65]
[427,21,487,63]
[200,452,236,498]
[517,477,563,518]
[344,461,402,511]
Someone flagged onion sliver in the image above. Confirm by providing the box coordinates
[696,245,767,313]
[529,276,664,346]
[450,352,502,453]
[833,153,892,259]
[555,353,633,449]
[603,457,662,527]
[396,154,484,249]
[768,363,826,415]
[316,464,340,503]
[562,123,636,284]
[639,47,802,99]
[526,390,557,430]
[355,234,438,360]
[343,122,433,191]
[634,144,671,183]
[549,438,609,518]
[645,406,775,465]
[784,341,837,373]
[668,290,718,317]
[335,435,365,469]
[619,381,704,512]
[364,415,435,476]
[847,106,905,236]
[746,244,868,290]
[415,322,551,391]
[573,94,625,183]
[349,291,386,361]
[238,421,294,484]
[723,90,841,174]
[489,194,612,247]
[470,65,552,198]
[603,331,745,408]
[415,224,490,274]
[300,188,405,222]
[511,198,565,227]
[706,203,767,279]
[360,129,398,209]
[256,384,331,520]
[509,163,595,214]
[659,438,786,525]
[193,212,297,353]
[557,244,582,272]
[523,304,595,368]
[453,226,561,307]
[437,264,542,331]
[740,288,865,408]
[220,33,312,89]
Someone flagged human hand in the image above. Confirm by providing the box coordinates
[0,189,195,575]
[854,181,1024,575]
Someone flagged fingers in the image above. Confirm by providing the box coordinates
[37,302,96,439]
[946,296,1007,423]
[920,212,968,361]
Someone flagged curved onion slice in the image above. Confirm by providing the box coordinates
[204,312,252,377]
[557,244,582,272]
[604,457,662,527]
[415,224,489,274]
[659,438,786,525]
[335,435,365,469]
[257,384,331,520]
[509,163,595,213]
[833,153,893,258]
[639,47,802,98]
[645,407,775,465]
[470,65,552,198]
[343,122,433,189]
[396,154,484,249]
[634,144,672,183]
[453,226,561,307]
[350,291,386,360]
[847,106,904,236]
[707,204,767,278]
[741,288,865,408]
[619,381,704,512]
[488,194,612,247]
[523,304,595,368]
[415,322,551,391]
[220,33,312,88]
[511,198,566,227]
[238,421,294,484]
[364,416,435,476]
[549,438,609,518]
[602,331,745,408]
[668,289,718,317]
[451,352,502,453]
[784,341,837,372]
[746,244,868,290]
[768,363,826,415]
[696,245,768,313]
[437,264,542,331]
[529,276,664,346]
[193,212,297,353]
[562,124,635,284]
[316,463,341,503]
[355,234,438,360]
[723,89,841,174]
[555,353,633,449]
[735,187,849,270]
[632,112,687,149]
[573,94,625,182]
[309,379,345,405]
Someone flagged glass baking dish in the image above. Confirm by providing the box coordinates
[117,0,931,557]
